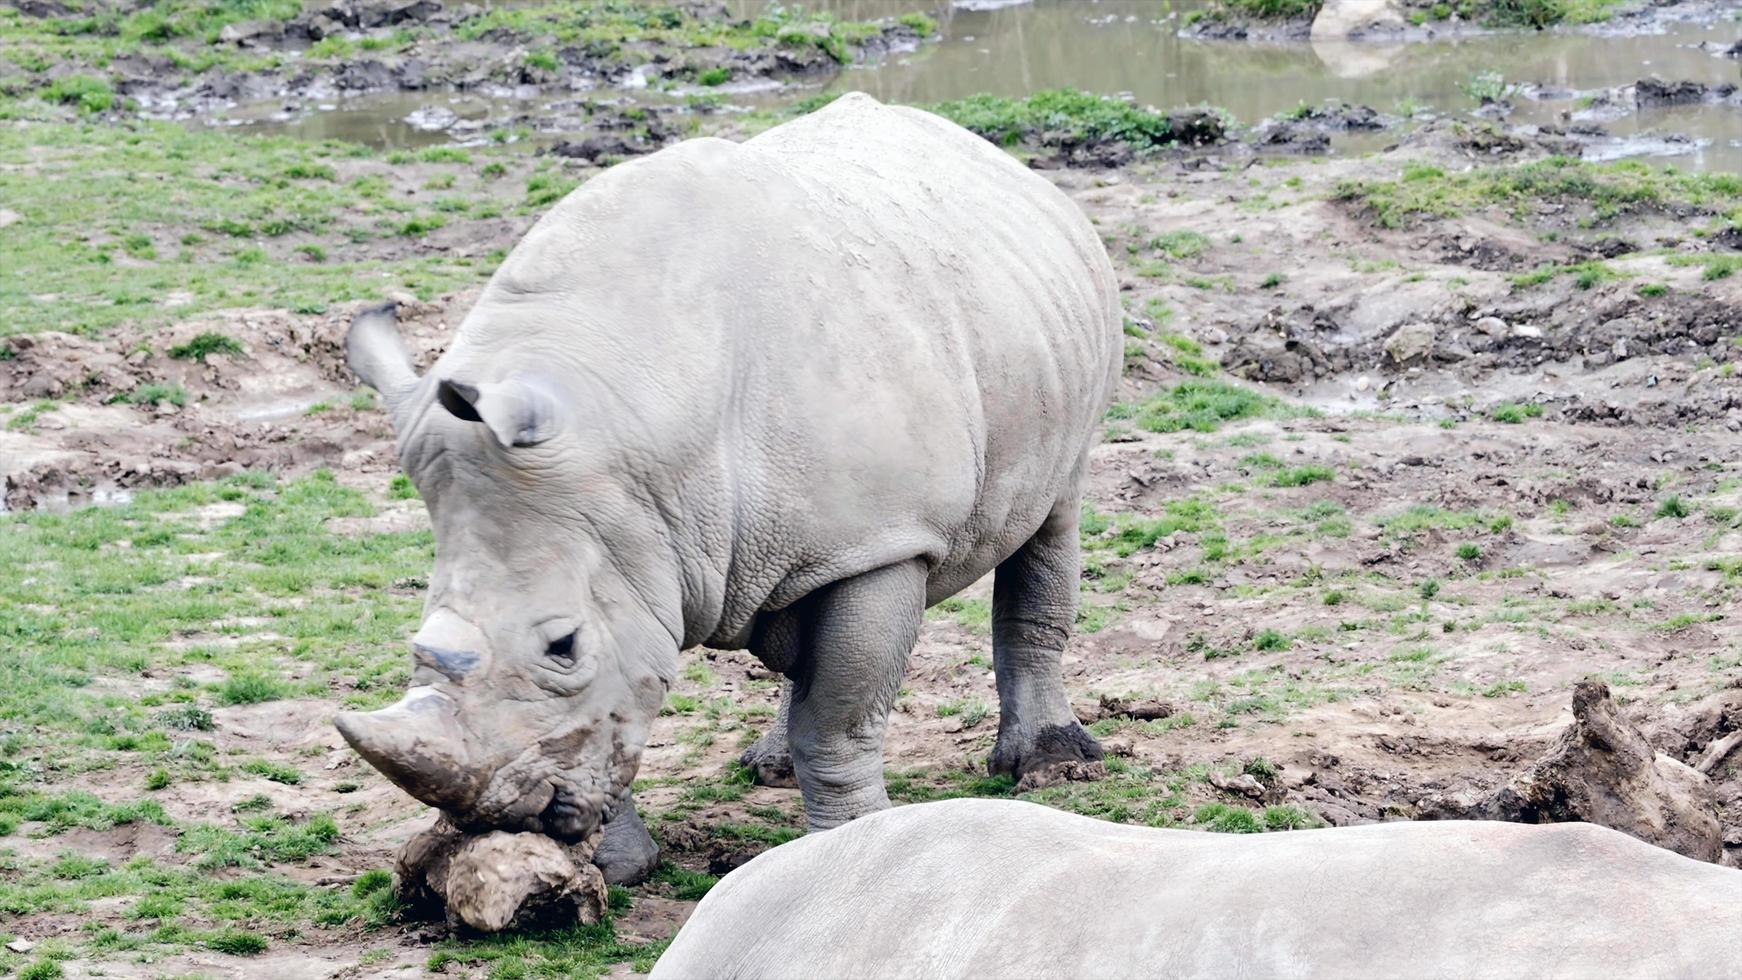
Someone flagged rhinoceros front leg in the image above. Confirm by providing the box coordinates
[593,788,660,885]
[787,560,926,830]
[988,494,1105,779]
[738,679,797,788]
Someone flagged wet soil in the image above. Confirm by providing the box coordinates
[0,0,930,124]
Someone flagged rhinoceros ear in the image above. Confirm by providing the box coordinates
[346,302,419,427]
[436,376,559,448]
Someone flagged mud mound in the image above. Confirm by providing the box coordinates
[1422,680,1723,862]
[397,818,607,933]
[0,293,466,510]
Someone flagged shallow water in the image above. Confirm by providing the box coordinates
[239,0,1742,168]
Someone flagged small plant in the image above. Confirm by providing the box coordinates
[203,929,268,956]
[155,704,215,731]
[43,74,115,113]
[240,759,303,785]
[216,673,291,706]
[1459,70,1514,104]
[1636,282,1667,297]
[1253,629,1291,652]
[1193,803,1262,833]
[169,332,244,361]
[1259,272,1285,289]
[524,49,561,72]
[1419,579,1441,600]
[1656,496,1689,519]
[1490,402,1543,424]
[145,768,171,791]
[696,66,732,86]
[1456,543,1482,561]
[130,383,187,407]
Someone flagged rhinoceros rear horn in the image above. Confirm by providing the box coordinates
[346,301,419,424]
[436,376,559,449]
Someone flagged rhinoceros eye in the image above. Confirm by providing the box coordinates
[545,631,577,666]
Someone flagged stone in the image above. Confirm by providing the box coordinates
[1473,315,1509,337]
[1383,321,1435,366]
[396,819,608,932]
[1310,0,1404,39]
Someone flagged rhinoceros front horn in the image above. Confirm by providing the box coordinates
[335,687,486,812]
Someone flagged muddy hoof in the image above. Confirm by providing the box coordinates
[594,798,660,886]
[396,819,607,933]
[739,736,798,789]
[989,721,1106,781]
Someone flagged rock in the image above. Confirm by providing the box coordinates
[217,19,283,45]
[1310,0,1404,39]
[396,818,607,932]
[1473,315,1509,337]
[1383,321,1435,366]
[1163,107,1227,146]
[0,209,19,228]
[551,134,642,163]
[1633,78,1733,107]
[1253,121,1330,154]
[1208,771,1270,800]
[1422,681,1722,863]
[4,939,33,954]
[1013,760,1106,794]
[406,105,459,131]
[1511,323,1543,340]
[336,59,395,91]
[1096,694,1174,722]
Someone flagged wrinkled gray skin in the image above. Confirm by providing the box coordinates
[653,799,1742,980]
[335,93,1121,880]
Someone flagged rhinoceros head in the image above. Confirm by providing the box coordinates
[333,303,673,840]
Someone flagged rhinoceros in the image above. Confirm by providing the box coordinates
[652,798,1742,979]
[336,92,1121,882]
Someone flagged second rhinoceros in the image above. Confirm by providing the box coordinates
[335,92,1122,882]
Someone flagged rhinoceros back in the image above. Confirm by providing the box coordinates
[457,92,1121,639]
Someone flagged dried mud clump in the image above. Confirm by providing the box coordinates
[396,818,608,933]
[1422,680,1723,862]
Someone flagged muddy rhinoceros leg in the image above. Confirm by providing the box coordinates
[788,560,926,830]
[988,494,1104,779]
[593,789,660,885]
[739,610,799,787]
[738,679,797,788]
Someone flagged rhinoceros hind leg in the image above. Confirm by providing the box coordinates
[988,493,1105,780]
[787,559,927,831]
[738,679,797,788]
[593,790,660,886]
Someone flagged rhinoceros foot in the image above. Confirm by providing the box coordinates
[593,792,660,886]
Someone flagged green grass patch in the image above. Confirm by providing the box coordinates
[928,89,1178,154]
[1105,379,1306,434]
[1335,157,1740,230]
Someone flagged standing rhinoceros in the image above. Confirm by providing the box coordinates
[336,92,1121,882]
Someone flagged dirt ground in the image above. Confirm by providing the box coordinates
[2,110,1740,976]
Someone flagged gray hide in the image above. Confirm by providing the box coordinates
[653,798,1742,980]
[337,93,1122,859]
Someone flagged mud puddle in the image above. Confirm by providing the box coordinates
[214,0,1742,170]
